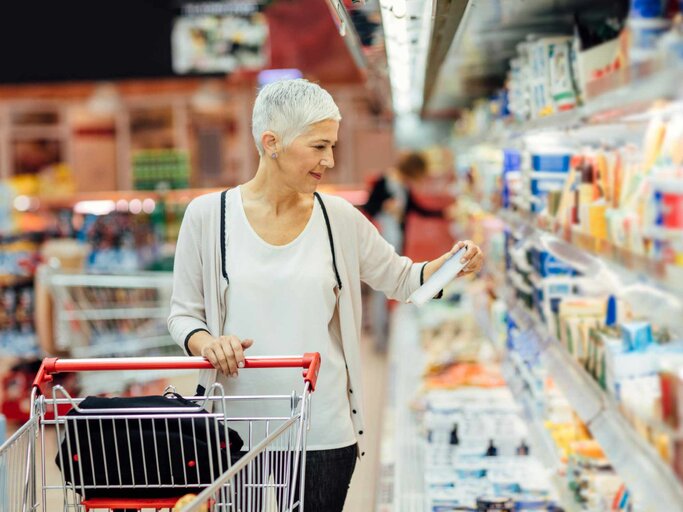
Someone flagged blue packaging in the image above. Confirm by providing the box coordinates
[529,173,566,213]
[531,249,575,276]
[530,153,571,173]
[533,283,545,321]
[630,17,672,50]
[504,149,522,172]
[621,322,653,352]
[630,0,666,18]
[514,496,553,510]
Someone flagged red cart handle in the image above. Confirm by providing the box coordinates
[33,353,322,392]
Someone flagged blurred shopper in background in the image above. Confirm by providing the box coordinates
[363,151,456,351]
[168,79,483,511]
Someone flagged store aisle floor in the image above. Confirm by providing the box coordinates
[344,335,388,512]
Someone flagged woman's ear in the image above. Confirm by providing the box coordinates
[261,131,279,156]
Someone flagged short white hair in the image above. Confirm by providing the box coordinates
[252,79,341,156]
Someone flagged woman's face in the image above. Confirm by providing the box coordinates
[277,119,339,193]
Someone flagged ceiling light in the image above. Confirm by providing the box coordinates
[74,200,116,216]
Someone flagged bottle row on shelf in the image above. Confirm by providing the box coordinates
[455,0,683,142]
[387,276,661,511]
[499,107,683,286]
[389,290,564,512]
[501,222,683,511]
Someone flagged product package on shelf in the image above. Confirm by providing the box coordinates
[0,231,49,358]
[405,278,661,512]
[403,282,563,511]
[505,305,661,512]
[504,230,683,490]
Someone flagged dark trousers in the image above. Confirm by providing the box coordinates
[114,444,357,512]
[303,444,357,512]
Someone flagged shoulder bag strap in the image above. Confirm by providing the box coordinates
[314,192,343,290]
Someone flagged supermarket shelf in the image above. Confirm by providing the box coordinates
[48,270,173,289]
[69,335,176,358]
[456,60,683,142]
[0,333,38,359]
[472,293,580,512]
[500,208,683,296]
[507,298,683,511]
[502,359,561,471]
[61,307,168,321]
[24,184,369,210]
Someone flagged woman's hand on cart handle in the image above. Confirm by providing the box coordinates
[188,331,254,377]
[423,240,484,281]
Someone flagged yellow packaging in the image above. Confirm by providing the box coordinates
[559,299,605,362]
[588,203,608,240]
[578,183,594,232]
[556,166,577,225]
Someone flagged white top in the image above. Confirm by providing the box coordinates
[168,189,428,458]
[219,187,356,449]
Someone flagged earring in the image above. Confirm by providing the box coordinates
[271,152,278,159]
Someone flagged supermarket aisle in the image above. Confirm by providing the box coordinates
[344,334,388,512]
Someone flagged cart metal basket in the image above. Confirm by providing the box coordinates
[0,353,320,512]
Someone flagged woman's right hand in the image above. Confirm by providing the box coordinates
[189,331,254,377]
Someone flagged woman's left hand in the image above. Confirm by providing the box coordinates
[447,240,484,277]
[423,240,484,282]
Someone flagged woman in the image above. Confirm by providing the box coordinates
[168,79,483,511]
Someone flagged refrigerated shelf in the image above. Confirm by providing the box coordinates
[500,209,683,296]
[454,61,683,145]
[507,298,683,511]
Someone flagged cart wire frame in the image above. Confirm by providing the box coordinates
[0,413,39,512]
[0,353,320,512]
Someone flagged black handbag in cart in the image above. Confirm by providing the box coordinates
[55,393,244,500]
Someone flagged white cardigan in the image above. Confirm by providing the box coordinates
[168,190,426,458]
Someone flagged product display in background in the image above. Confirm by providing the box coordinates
[401,275,651,512]
[504,226,683,483]
[0,231,52,358]
[454,1,683,142]
[133,149,190,191]
[498,111,683,278]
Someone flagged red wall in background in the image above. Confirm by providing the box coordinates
[265,0,364,84]
[403,191,454,262]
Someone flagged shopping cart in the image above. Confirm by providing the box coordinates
[45,269,176,358]
[0,353,320,512]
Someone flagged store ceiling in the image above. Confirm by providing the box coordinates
[421,0,627,118]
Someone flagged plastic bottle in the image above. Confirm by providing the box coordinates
[485,439,498,457]
[409,246,468,306]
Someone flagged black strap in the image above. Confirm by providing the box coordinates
[220,190,229,283]
[314,192,343,290]
[220,190,342,290]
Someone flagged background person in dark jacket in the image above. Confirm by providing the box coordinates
[363,151,455,351]
[363,151,450,253]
